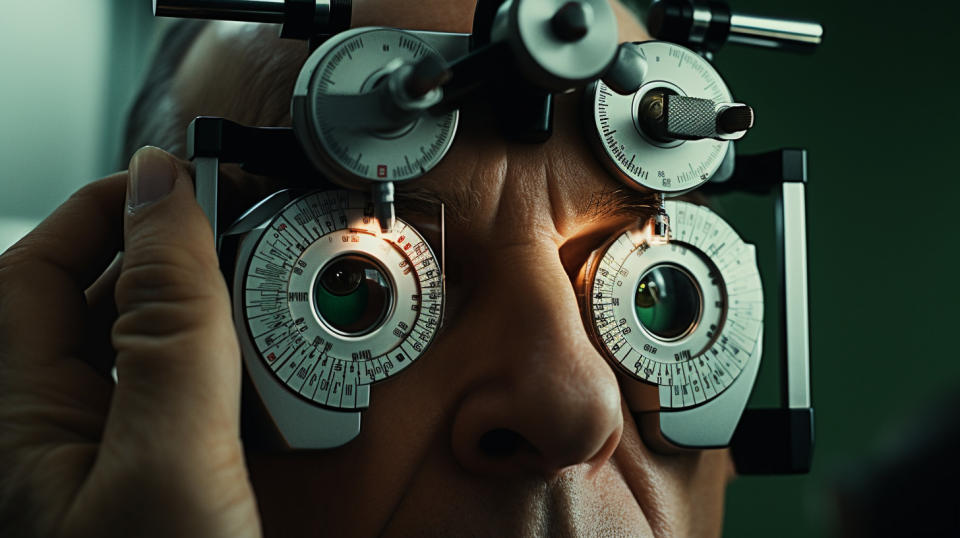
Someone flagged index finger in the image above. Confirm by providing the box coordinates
[0,173,126,361]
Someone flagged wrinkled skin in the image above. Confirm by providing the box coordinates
[0,1,733,537]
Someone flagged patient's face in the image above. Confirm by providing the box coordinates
[172,1,733,536]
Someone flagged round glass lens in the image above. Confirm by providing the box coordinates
[635,264,702,340]
[314,255,392,335]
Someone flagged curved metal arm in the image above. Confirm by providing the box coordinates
[647,0,823,54]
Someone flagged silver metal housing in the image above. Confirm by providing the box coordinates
[490,0,619,91]
[585,41,734,194]
[224,189,444,449]
[291,28,468,189]
[583,200,763,448]
[226,191,363,449]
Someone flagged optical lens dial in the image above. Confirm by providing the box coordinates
[242,191,443,411]
[292,28,459,187]
[582,201,762,409]
[586,41,747,194]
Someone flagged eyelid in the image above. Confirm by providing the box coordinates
[559,216,641,282]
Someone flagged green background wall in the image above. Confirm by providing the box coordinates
[623,0,960,535]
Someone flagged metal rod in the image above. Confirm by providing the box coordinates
[153,0,287,23]
[778,182,812,409]
[728,13,823,53]
[194,157,220,238]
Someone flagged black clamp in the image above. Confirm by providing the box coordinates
[280,0,352,42]
[707,148,815,475]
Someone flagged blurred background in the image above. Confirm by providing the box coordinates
[0,1,161,248]
[1,0,958,536]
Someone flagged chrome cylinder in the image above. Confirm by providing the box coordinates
[727,13,823,53]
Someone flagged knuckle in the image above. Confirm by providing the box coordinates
[116,242,222,306]
[112,245,233,342]
[112,299,217,341]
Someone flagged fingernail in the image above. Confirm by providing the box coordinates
[129,147,175,210]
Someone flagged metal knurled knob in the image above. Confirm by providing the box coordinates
[665,95,717,139]
[639,92,755,141]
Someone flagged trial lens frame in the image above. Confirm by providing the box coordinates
[639,0,817,474]
[160,0,817,475]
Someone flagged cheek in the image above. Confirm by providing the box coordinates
[614,414,732,537]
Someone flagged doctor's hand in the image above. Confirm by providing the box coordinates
[0,147,260,538]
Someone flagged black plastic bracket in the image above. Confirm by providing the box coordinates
[702,147,807,195]
[277,0,352,42]
[452,0,554,142]
[186,116,326,240]
[732,408,814,474]
[647,0,732,54]
[188,116,315,176]
[705,148,815,475]
[280,0,315,39]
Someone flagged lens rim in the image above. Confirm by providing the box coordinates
[633,262,703,343]
[313,253,396,337]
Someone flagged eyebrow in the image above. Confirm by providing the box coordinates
[395,183,660,225]
[578,186,660,222]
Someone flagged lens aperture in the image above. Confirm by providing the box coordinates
[635,264,701,340]
[314,255,392,335]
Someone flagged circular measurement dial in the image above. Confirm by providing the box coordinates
[242,190,443,411]
[586,41,733,194]
[294,28,459,187]
[583,201,762,409]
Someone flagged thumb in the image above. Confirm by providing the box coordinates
[107,146,242,455]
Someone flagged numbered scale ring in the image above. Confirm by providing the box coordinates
[580,201,762,409]
[292,28,459,187]
[586,41,735,194]
[239,190,443,410]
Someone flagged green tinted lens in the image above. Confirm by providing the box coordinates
[635,265,701,340]
[314,255,392,335]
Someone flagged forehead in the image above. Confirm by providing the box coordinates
[174,1,655,240]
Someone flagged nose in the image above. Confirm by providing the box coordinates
[450,244,623,478]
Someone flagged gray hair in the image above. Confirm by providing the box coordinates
[120,20,209,167]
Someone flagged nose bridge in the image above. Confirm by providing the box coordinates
[488,243,590,359]
[449,240,623,477]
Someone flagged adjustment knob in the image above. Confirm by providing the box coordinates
[584,41,742,194]
[488,0,619,91]
[639,91,754,141]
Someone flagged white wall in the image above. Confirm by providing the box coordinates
[0,0,159,251]
[0,1,110,220]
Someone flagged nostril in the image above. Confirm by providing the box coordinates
[477,429,527,459]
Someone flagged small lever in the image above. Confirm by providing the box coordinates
[638,91,754,141]
[318,56,451,132]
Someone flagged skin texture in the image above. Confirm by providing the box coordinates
[0,1,733,537]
